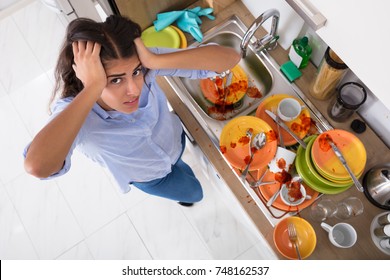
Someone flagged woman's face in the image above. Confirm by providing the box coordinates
[97,56,144,114]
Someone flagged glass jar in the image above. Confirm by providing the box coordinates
[327,82,367,122]
[309,47,348,100]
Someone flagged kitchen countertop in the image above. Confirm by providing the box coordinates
[116,0,390,259]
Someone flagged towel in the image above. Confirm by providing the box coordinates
[153,7,215,42]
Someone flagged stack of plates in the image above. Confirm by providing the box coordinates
[295,130,366,194]
[141,25,187,49]
[311,129,366,184]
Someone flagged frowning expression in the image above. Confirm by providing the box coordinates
[98,56,144,114]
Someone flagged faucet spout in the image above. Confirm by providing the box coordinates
[240,9,280,58]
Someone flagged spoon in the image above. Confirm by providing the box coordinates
[240,131,267,180]
[267,185,283,207]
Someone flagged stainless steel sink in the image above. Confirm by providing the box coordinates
[179,31,273,121]
[166,15,330,142]
[164,15,333,225]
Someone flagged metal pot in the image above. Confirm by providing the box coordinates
[363,165,390,210]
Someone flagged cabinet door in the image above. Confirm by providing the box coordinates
[307,0,390,108]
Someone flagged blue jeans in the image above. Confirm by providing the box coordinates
[132,133,203,203]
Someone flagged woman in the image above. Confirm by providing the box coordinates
[24,15,240,206]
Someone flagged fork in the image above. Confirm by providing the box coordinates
[287,223,302,260]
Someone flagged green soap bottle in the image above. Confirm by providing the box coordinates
[289,36,312,69]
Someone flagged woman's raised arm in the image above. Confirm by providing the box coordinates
[134,38,240,74]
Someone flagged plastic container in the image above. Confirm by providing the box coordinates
[289,36,312,69]
[309,47,348,100]
[327,82,367,122]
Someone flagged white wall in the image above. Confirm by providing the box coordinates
[240,0,303,50]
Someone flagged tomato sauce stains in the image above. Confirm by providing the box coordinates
[287,180,303,202]
[318,133,332,152]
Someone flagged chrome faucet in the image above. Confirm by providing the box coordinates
[240,9,280,58]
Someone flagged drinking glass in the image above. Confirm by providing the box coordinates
[310,198,337,222]
[335,197,364,220]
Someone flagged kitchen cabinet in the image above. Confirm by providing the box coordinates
[287,0,390,110]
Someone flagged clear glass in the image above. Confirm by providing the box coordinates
[310,198,337,221]
[310,47,348,100]
[334,197,364,220]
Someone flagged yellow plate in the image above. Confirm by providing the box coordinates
[256,94,311,146]
[219,116,277,171]
[273,216,316,260]
[200,64,248,105]
[141,26,180,48]
[170,25,187,48]
[311,129,366,180]
[295,135,351,194]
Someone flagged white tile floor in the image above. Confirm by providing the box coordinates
[0,0,277,260]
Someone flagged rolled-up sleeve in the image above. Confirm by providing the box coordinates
[147,45,218,80]
[22,98,77,180]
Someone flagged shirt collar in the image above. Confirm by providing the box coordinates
[92,103,126,119]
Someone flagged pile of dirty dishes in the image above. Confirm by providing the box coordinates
[219,116,277,172]
[256,94,311,146]
[295,130,366,194]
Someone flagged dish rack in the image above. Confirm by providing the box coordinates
[242,133,323,220]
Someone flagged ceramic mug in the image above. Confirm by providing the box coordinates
[321,222,357,248]
[277,98,304,122]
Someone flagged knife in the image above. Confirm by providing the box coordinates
[265,110,307,149]
[325,136,364,192]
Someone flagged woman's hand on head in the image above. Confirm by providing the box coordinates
[134,37,156,69]
[72,41,107,93]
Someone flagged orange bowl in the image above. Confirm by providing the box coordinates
[273,216,316,259]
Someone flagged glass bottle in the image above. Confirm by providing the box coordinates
[309,47,348,100]
[289,36,312,69]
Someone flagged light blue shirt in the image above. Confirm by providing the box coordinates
[25,47,217,193]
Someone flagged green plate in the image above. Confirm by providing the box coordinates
[141,26,180,48]
[295,135,351,194]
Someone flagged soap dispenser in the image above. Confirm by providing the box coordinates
[289,36,312,69]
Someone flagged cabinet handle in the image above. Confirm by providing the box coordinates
[285,0,327,30]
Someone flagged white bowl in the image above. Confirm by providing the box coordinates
[280,178,308,206]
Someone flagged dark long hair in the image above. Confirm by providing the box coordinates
[50,15,142,108]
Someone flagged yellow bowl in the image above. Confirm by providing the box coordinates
[273,216,316,259]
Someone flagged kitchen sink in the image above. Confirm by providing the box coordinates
[164,15,332,225]
[165,15,331,143]
[179,31,273,121]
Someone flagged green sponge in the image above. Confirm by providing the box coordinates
[280,61,302,82]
